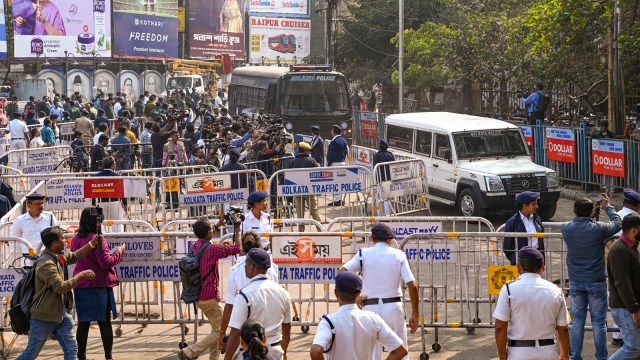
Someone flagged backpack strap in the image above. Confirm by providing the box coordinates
[239,290,251,318]
[321,314,336,353]
[194,242,216,282]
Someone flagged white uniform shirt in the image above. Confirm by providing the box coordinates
[520,211,539,248]
[8,119,28,140]
[12,211,57,252]
[616,207,637,236]
[224,255,279,304]
[344,242,415,298]
[493,273,569,342]
[313,304,403,360]
[242,211,272,248]
[228,275,292,344]
[114,102,122,116]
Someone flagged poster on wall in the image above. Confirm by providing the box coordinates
[188,0,245,58]
[142,70,164,96]
[37,70,64,99]
[113,0,178,59]
[94,69,117,95]
[119,70,141,103]
[248,0,309,18]
[0,1,7,59]
[249,17,310,63]
[12,0,112,58]
[66,70,92,100]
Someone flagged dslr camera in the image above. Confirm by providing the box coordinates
[516,90,531,99]
[224,206,245,226]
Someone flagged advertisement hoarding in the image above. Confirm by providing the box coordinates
[113,0,178,59]
[249,0,310,17]
[189,0,245,58]
[591,139,625,178]
[546,127,576,163]
[249,16,310,63]
[519,126,533,146]
[0,1,7,59]
[13,0,111,58]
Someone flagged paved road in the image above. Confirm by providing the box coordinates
[7,194,626,359]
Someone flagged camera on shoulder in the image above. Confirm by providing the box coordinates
[224,206,245,226]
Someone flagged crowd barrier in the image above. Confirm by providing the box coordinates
[5,145,72,174]
[372,159,430,216]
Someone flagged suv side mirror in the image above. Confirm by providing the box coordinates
[444,149,452,163]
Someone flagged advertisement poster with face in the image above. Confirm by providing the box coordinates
[119,71,141,102]
[189,0,245,58]
[12,0,112,58]
[142,70,164,96]
[38,70,64,100]
[94,69,116,96]
[66,69,91,100]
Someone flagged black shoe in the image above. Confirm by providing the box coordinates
[329,200,343,207]
[612,338,624,346]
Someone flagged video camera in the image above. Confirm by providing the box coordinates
[516,90,531,99]
[90,205,104,235]
[224,206,245,226]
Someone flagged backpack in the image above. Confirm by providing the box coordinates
[8,253,57,335]
[179,242,215,304]
[537,91,551,113]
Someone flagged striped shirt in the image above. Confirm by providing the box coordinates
[192,239,240,301]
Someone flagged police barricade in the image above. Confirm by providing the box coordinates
[268,165,375,223]
[5,145,73,174]
[398,231,569,356]
[119,164,219,178]
[348,144,416,168]
[40,176,163,227]
[373,159,431,216]
[244,155,295,178]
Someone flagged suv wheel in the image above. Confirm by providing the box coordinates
[537,202,558,221]
[457,188,486,217]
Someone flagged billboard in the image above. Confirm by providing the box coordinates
[12,0,112,58]
[546,127,576,163]
[113,0,179,59]
[189,0,245,58]
[0,1,7,59]
[249,16,310,63]
[248,0,310,18]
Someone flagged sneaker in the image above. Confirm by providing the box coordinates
[612,338,624,346]
[178,350,196,360]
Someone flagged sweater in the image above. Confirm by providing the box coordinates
[71,233,123,289]
[608,235,640,313]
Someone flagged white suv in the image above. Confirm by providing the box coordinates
[384,112,560,219]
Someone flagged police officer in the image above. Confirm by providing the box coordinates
[493,246,570,360]
[310,125,324,166]
[241,191,272,249]
[326,125,348,206]
[224,248,291,360]
[310,272,408,360]
[12,193,57,254]
[8,110,30,166]
[503,191,545,265]
[339,222,419,360]
[373,139,395,216]
[220,148,247,190]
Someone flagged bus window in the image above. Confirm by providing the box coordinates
[387,125,413,152]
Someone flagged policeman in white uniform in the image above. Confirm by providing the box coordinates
[493,247,570,360]
[224,248,291,360]
[611,188,640,345]
[241,191,272,249]
[8,110,30,166]
[310,272,408,360]
[340,222,419,360]
[12,193,57,254]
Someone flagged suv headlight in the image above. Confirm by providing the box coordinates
[546,172,559,188]
[485,176,505,192]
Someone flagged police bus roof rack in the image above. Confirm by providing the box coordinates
[289,65,332,72]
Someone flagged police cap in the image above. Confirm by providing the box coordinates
[623,188,640,204]
[25,193,46,201]
[335,272,362,293]
[310,125,320,131]
[247,248,271,268]
[229,148,241,158]
[28,110,36,116]
[247,191,268,205]
[13,110,23,117]
[298,142,311,151]
[518,246,544,263]
[371,222,395,240]
[515,191,539,204]
[50,114,59,119]
[380,139,389,149]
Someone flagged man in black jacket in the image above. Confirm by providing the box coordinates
[291,142,321,229]
[94,156,127,232]
[503,191,545,265]
[373,139,395,216]
[309,125,324,166]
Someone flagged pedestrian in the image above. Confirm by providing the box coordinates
[309,125,324,166]
[224,249,291,360]
[373,139,395,216]
[290,142,321,229]
[178,217,241,360]
[162,130,188,167]
[607,213,640,360]
[12,193,57,254]
[310,272,408,360]
[8,110,30,166]
[95,157,128,232]
[493,246,570,360]
[71,207,126,360]
[94,108,109,129]
[25,109,39,126]
[231,320,275,360]
[70,131,89,172]
[339,222,419,360]
[561,195,622,360]
[111,126,132,171]
[326,125,348,206]
[220,231,279,352]
[16,226,98,360]
[140,121,153,168]
[503,191,545,265]
[220,147,247,189]
[41,118,56,146]
[592,120,616,139]
[522,83,544,125]
[29,127,44,148]
[241,191,272,249]
[91,134,109,172]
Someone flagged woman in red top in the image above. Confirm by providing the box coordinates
[71,207,126,360]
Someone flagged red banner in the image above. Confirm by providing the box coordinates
[546,128,576,163]
[592,139,625,178]
[360,112,378,137]
[84,179,125,198]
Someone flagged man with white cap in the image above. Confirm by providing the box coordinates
[339,222,419,360]
[311,271,408,360]
[503,191,545,265]
[12,193,57,254]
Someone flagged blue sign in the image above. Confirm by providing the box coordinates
[113,8,178,59]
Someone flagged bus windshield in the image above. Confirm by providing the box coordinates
[282,74,350,116]
[452,129,529,159]
[166,77,193,91]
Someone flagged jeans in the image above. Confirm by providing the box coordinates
[609,308,640,359]
[141,153,152,169]
[569,281,608,360]
[17,312,77,360]
[153,158,163,195]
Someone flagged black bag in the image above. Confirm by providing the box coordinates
[179,242,215,304]
[8,254,56,335]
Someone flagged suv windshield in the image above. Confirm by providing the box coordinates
[453,129,528,159]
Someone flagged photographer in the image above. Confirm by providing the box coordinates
[162,130,188,168]
[521,83,544,125]
[242,191,273,249]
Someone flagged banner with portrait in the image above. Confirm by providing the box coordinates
[188,0,245,58]
[12,0,112,58]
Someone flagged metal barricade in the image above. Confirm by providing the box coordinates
[119,164,219,178]
[5,145,72,174]
[373,159,431,216]
[267,165,375,223]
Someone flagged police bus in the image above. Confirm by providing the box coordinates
[228,65,352,137]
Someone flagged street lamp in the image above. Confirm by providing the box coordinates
[35,53,48,80]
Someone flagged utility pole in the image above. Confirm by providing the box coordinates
[398,0,404,113]
[326,0,336,66]
[608,0,625,134]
